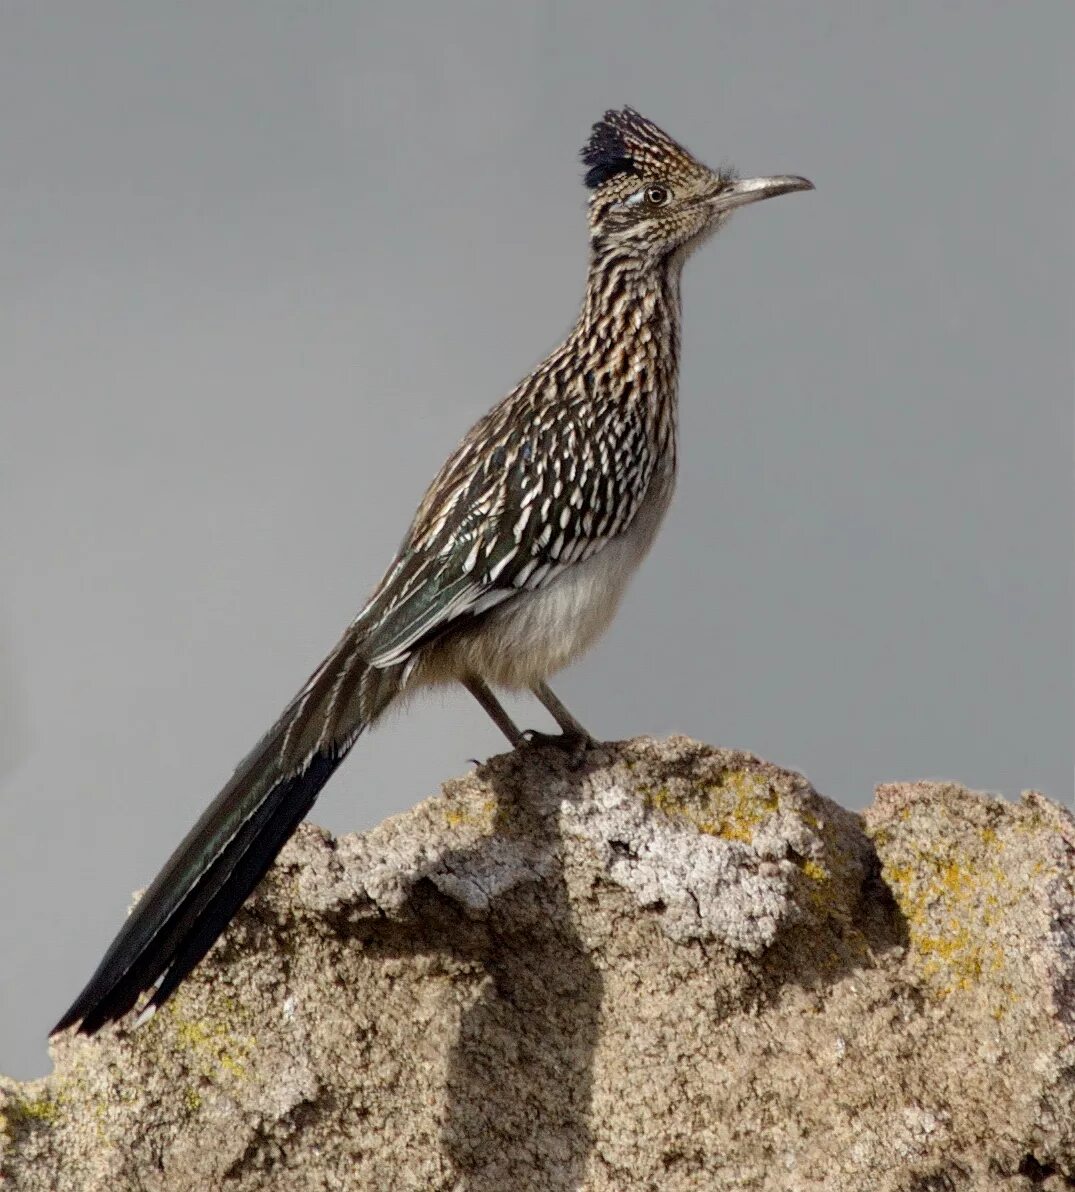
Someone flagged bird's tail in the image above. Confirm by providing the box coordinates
[52,634,400,1036]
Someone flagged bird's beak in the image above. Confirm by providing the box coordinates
[707,174,814,215]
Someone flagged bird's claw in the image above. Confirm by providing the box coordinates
[519,728,595,760]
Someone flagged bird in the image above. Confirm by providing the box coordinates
[52,107,812,1036]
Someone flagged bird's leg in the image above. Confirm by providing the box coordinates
[462,675,594,753]
[527,681,596,749]
[463,675,525,748]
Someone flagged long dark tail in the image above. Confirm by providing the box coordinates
[52,636,401,1036]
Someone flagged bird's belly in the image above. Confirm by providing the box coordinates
[432,465,675,690]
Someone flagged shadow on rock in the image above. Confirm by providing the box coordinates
[440,746,605,1191]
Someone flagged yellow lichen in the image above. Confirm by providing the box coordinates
[644,770,779,845]
[881,848,1009,999]
[802,859,829,883]
[8,1094,61,1124]
[0,1091,64,1140]
[443,797,499,832]
[168,1002,255,1083]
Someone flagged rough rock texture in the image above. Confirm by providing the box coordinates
[2,737,1072,1191]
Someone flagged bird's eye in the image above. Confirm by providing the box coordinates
[645,185,670,206]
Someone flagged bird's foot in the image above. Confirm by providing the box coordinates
[520,727,596,761]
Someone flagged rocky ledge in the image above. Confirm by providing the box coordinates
[2,737,1072,1191]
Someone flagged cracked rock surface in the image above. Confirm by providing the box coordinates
[2,737,1072,1191]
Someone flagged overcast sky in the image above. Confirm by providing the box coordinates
[2,2,1071,1079]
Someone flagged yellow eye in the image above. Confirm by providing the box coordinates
[645,185,670,206]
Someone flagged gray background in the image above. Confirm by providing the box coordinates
[2,2,1071,1080]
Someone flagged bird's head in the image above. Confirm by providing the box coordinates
[582,108,812,267]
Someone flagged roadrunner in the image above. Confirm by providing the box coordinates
[54,108,812,1035]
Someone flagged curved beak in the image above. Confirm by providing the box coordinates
[708,174,814,215]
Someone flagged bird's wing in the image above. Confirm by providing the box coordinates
[359,546,516,670]
[356,394,655,670]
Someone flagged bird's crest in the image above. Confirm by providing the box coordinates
[581,107,698,190]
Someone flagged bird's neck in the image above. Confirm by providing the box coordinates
[553,247,684,468]
[566,249,684,438]
[577,248,684,352]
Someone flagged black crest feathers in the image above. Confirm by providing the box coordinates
[581,109,643,190]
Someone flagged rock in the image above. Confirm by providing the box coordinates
[1,737,1072,1191]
